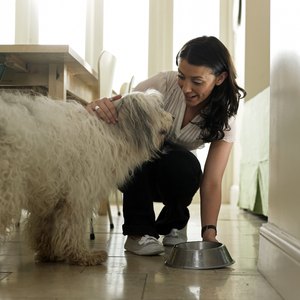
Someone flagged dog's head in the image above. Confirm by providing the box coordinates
[115,90,173,157]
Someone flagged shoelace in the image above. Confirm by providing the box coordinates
[138,235,159,245]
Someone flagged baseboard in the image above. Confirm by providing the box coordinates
[258,223,300,300]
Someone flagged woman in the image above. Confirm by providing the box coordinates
[87,36,246,256]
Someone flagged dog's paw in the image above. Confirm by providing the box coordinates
[34,253,65,263]
[69,250,108,266]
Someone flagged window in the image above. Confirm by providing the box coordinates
[103,0,149,92]
[38,0,86,58]
[173,0,220,69]
[0,0,15,44]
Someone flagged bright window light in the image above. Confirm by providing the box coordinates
[173,0,220,69]
[38,0,86,58]
[0,0,15,44]
[103,0,149,93]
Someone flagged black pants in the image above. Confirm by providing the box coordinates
[121,142,202,239]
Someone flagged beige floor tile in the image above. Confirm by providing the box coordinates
[1,271,146,300]
[0,204,283,300]
[142,271,283,300]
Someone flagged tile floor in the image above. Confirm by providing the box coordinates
[0,203,283,300]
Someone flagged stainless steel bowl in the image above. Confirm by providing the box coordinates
[165,241,235,270]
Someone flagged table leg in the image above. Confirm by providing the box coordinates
[48,63,67,100]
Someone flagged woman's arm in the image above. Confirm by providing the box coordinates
[200,140,233,241]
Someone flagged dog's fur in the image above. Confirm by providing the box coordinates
[0,90,172,265]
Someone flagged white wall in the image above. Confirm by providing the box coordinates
[258,1,300,299]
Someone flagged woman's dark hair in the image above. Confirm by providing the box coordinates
[176,36,246,143]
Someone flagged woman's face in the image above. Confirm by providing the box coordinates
[177,59,226,108]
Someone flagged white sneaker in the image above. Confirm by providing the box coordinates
[162,227,187,246]
[124,235,164,256]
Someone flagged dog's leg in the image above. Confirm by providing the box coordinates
[25,213,61,262]
[49,200,108,266]
[0,158,24,236]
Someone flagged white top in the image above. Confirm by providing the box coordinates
[134,71,236,150]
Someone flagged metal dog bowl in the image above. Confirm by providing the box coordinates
[165,241,235,270]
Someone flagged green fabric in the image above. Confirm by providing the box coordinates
[239,160,269,215]
[238,88,270,216]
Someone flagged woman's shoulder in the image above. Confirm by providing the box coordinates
[134,71,179,96]
[150,71,178,89]
[162,71,181,93]
[164,70,178,80]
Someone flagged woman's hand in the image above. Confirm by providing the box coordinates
[202,229,219,243]
[86,94,122,124]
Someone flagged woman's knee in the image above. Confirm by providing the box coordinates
[163,150,201,175]
[158,150,202,193]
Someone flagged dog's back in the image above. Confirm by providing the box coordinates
[0,91,100,233]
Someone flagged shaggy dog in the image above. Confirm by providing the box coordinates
[0,90,172,265]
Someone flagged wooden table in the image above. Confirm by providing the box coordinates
[0,45,98,103]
